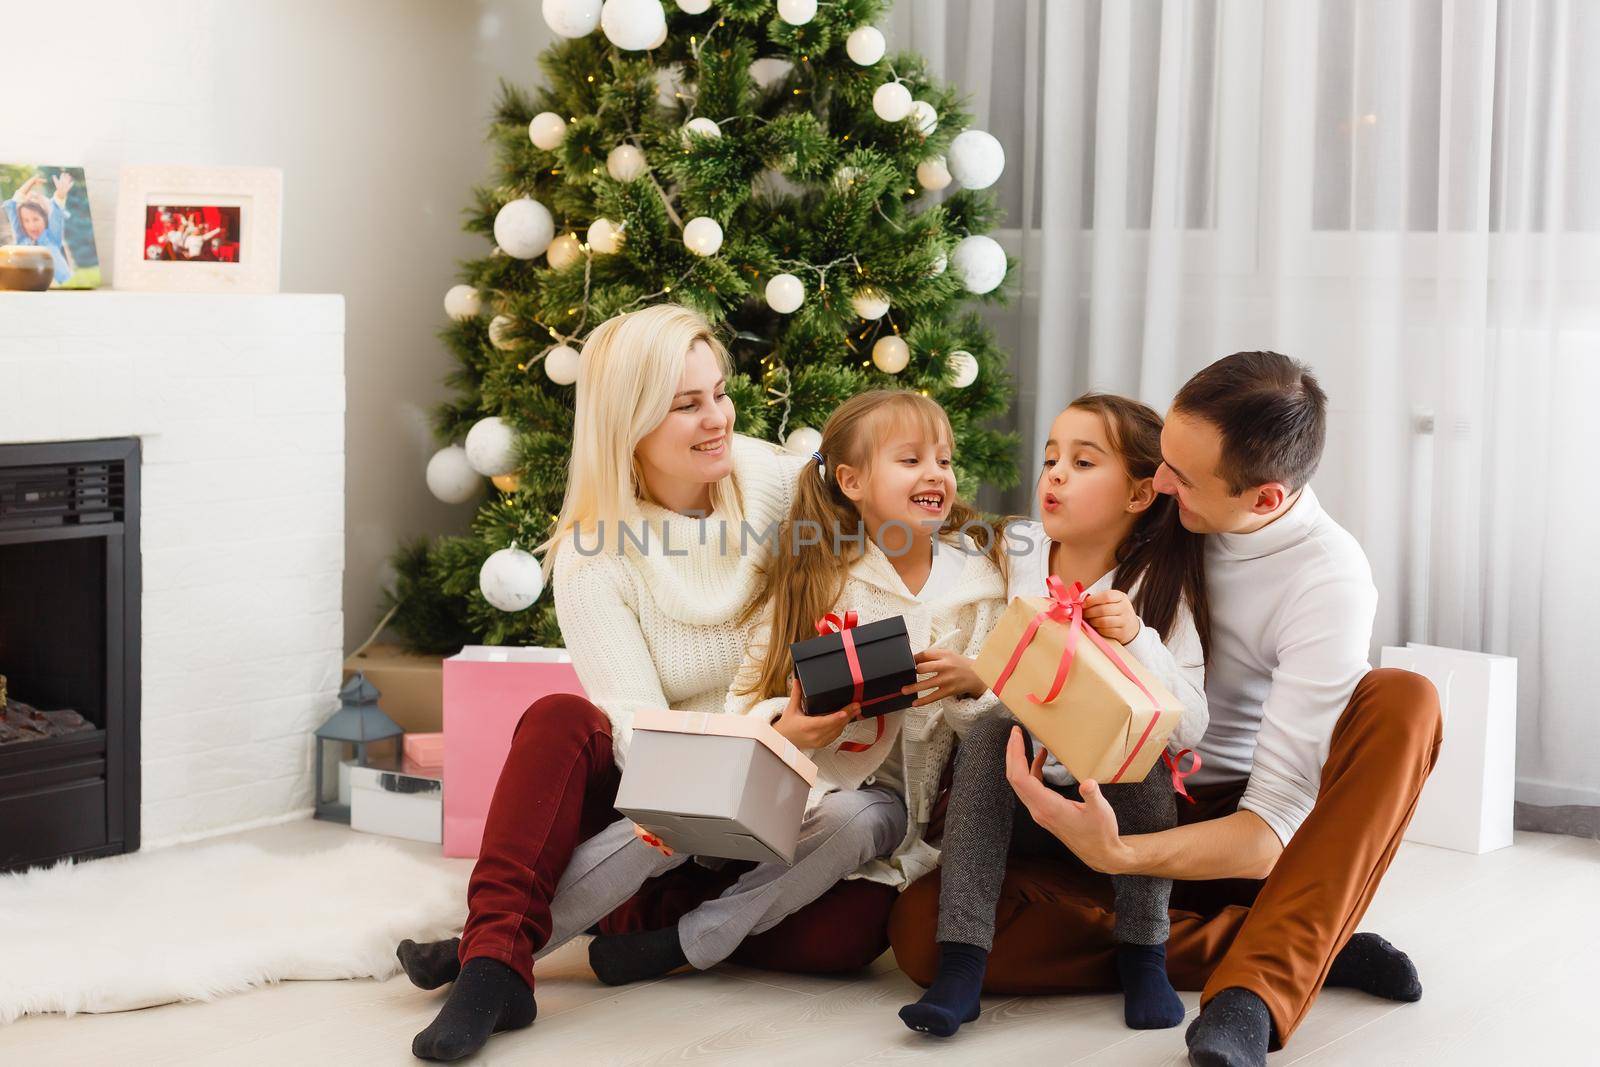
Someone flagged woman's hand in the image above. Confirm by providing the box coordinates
[903,649,985,707]
[632,822,674,857]
[1083,589,1140,645]
[772,677,859,749]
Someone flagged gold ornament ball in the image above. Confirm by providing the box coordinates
[872,335,911,374]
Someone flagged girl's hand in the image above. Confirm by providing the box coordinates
[632,822,673,857]
[1083,589,1140,645]
[772,677,859,749]
[904,649,985,707]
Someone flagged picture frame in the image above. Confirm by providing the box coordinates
[113,165,282,293]
[1,164,102,289]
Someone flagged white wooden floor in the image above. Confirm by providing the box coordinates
[2,817,1595,1065]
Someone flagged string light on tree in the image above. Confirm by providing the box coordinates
[546,232,583,270]
[682,216,723,256]
[681,117,721,142]
[493,198,554,259]
[529,111,567,150]
[491,473,522,493]
[873,81,913,122]
[479,545,544,612]
[872,335,910,374]
[675,0,710,12]
[851,288,889,320]
[544,344,581,385]
[846,25,886,65]
[443,284,481,321]
[488,314,519,350]
[945,350,979,388]
[587,217,624,254]
[948,128,1006,190]
[776,0,815,25]
[606,144,648,182]
[464,416,519,476]
[542,0,602,38]
[917,157,952,191]
[765,273,805,313]
[600,0,667,50]
[784,426,822,456]
[909,100,938,136]
[952,234,1007,294]
[426,445,480,504]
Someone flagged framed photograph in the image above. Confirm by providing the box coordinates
[0,164,101,289]
[114,166,281,293]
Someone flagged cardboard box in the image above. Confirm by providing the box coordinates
[790,614,917,718]
[443,646,584,858]
[404,732,444,767]
[350,761,443,844]
[975,591,1184,785]
[614,708,818,865]
[342,644,444,734]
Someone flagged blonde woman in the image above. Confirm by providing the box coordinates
[406,306,890,1061]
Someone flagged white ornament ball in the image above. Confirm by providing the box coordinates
[948,128,1006,190]
[493,198,554,259]
[546,232,584,270]
[465,416,519,476]
[930,252,948,276]
[488,314,519,350]
[544,344,582,385]
[682,216,723,256]
[529,111,568,150]
[909,100,938,136]
[777,0,816,25]
[946,350,979,388]
[607,144,648,182]
[951,234,1007,294]
[749,57,794,90]
[846,25,886,66]
[479,546,545,612]
[648,19,668,48]
[851,288,889,320]
[425,445,480,504]
[675,0,710,11]
[682,117,721,143]
[784,426,822,456]
[916,156,952,191]
[872,335,911,374]
[543,0,603,38]
[873,81,913,123]
[444,284,482,321]
[587,217,624,254]
[601,0,667,51]
[765,273,805,314]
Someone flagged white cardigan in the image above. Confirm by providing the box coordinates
[727,535,1008,888]
[552,435,806,767]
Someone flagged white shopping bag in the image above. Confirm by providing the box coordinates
[1380,643,1517,854]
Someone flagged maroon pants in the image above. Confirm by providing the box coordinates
[458,693,897,985]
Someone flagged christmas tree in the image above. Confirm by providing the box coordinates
[391,0,1019,652]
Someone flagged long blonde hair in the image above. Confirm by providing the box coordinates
[539,304,739,571]
[737,389,1007,700]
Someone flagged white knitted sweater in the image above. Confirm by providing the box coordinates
[726,535,1008,889]
[552,434,806,767]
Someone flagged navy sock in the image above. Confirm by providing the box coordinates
[1326,932,1422,1002]
[587,926,689,986]
[1117,942,1186,1029]
[1185,987,1271,1067]
[899,941,987,1037]
[411,957,535,1062]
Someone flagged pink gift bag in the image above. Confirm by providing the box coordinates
[443,646,584,858]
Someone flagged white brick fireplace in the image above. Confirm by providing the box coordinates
[0,291,345,846]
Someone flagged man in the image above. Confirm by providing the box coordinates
[889,352,1443,1067]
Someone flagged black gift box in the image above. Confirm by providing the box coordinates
[789,615,918,719]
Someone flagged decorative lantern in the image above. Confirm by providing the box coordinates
[314,672,404,823]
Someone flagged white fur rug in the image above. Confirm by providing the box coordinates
[0,836,466,1023]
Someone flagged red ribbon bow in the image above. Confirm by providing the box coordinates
[991,576,1197,797]
[812,611,887,753]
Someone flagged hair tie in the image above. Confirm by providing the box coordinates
[812,450,826,480]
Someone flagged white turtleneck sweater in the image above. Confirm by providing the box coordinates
[1188,487,1378,846]
[552,434,806,767]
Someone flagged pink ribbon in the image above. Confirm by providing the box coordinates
[813,611,887,753]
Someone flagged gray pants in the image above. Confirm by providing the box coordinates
[535,786,907,970]
[936,714,1177,949]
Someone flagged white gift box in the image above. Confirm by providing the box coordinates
[1380,643,1517,854]
[349,762,444,844]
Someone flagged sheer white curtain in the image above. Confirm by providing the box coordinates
[889,0,1600,817]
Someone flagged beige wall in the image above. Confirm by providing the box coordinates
[2,0,556,652]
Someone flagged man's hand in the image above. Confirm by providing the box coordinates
[1082,589,1140,645]
[903,649,985,707]
[1004,726,1135,874]
[772,677,859,749]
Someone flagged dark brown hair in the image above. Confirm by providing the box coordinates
[1172,351,1327,494]
[1068,393,1211,658]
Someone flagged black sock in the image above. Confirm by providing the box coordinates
[1185,987,1271,1067]
[587,926,689,986]
[1326,932,1422,1002]
[1117,942,1186,1030]
[411,957,536,1062]
[898,941,987,1037]
[398,937,462,990]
